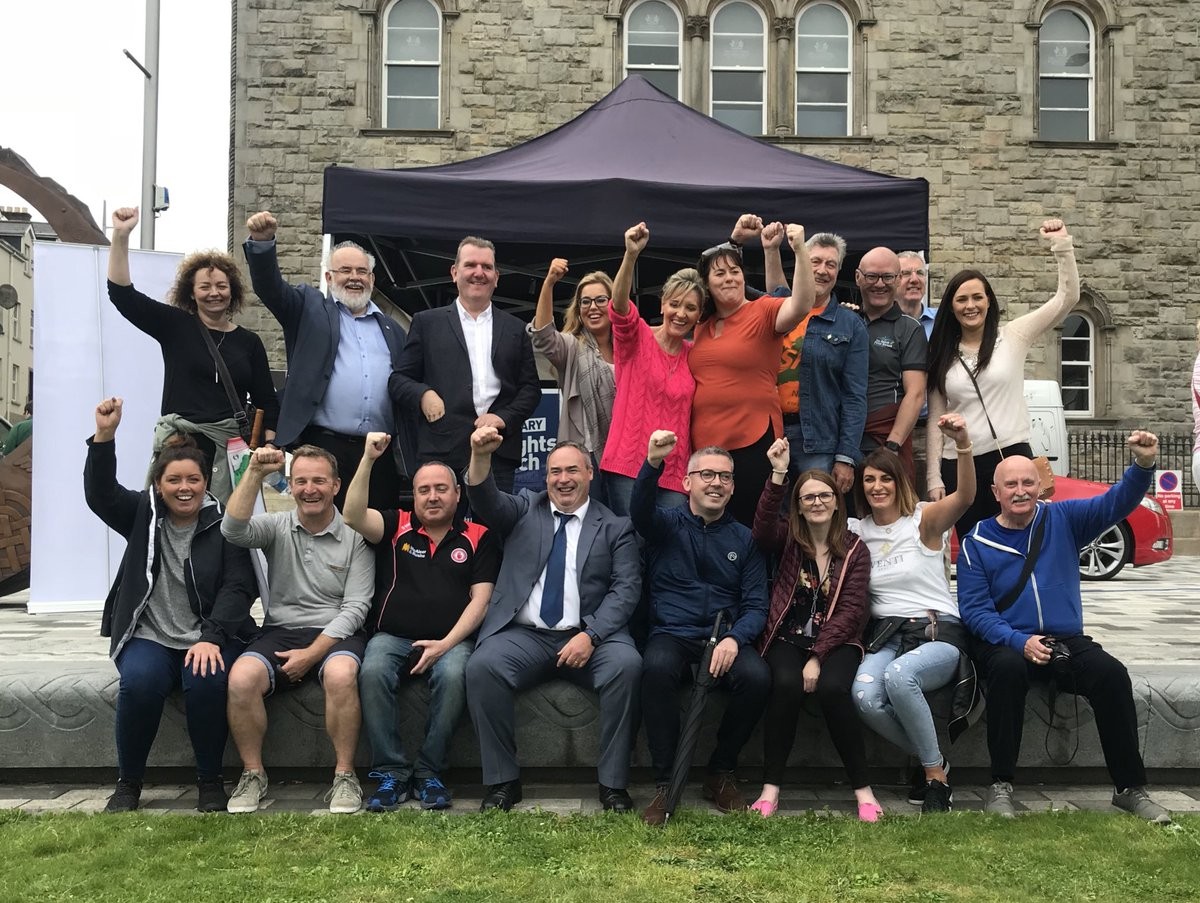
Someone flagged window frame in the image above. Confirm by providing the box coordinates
[794,1,853,137]
[1059,310,1094,418]
[381,0,443,130]
[1037,5,1095,142]
[709,0,768,135]
[624,0,684,100]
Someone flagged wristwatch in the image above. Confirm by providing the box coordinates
[583,627,601,646]
[884,440,901,453]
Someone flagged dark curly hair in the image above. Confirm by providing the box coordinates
[150,436,208,487]
[166,251,247,318]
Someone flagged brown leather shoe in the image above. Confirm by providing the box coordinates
[703,771,745,813]
[641,785,668,825]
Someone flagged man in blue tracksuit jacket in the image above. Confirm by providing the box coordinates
[631,430,769,824]
[957,431,1170,823]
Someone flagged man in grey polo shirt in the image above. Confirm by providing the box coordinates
[222,445,374,814]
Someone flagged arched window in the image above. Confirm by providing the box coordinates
[710,1,766,134]
[383,0,442,129]
[795,2,851,136]
[1060,311,1094,416]
[625,0,682,99]
[1038,7,1094,141]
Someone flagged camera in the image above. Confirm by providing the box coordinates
[1043,636,1072,675]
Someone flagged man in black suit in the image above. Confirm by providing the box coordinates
[389,237,541,493]
[464,426,642,812]
[243,211,411,510]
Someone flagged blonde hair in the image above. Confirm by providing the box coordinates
[562,271,614,339]
[662,267,706,307]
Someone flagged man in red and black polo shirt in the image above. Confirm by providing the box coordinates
[344,432,499,811]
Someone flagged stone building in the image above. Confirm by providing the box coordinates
[0,207,51,424]
[231,0,1200,433]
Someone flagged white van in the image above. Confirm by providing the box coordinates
[1024,379,1068,476]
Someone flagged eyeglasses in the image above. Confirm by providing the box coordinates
[856,269,898,285]
[798,491,835,506]
[688,469,734,485]
[578,295,610,307]
[332,266,371,278]
[700,241,743,261]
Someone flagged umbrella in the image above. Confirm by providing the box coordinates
[663,611,726,822]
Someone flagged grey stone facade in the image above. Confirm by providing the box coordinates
[232,0,1200,431]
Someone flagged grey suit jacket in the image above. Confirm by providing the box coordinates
[389,303,540,470]
[467,474,640,646]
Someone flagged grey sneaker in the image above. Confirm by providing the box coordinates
[327,771,362,814]
[984,781,1016,818]
[1112,786,1171,824]
[227,769,268,814]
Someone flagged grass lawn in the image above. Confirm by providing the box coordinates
[2,808,1196,902]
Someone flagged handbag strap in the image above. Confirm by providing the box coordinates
[993,507,1048,614]
[957,352,1002,458]
[196,318,249,427]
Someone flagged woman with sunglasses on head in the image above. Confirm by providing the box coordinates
[851,412,977,813]
[107,207,279,501]
[925,219,1078,537]
[600,223,706,515]
[530,259,616,503]
[690,215,815,526]
[749,438,881,821]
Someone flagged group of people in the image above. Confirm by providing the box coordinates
[89,208,1171,825]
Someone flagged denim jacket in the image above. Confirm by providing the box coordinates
[789,300,869,465]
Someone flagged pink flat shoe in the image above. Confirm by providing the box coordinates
[857,801,884,823]
[749,798,778,818]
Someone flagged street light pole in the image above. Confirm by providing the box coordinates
[138,0,160,250]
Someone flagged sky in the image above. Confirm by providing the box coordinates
[0,1,230,252]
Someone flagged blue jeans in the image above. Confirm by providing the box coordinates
[853,632,961,767]
[359,632,471,781]
[114,637,241,782]
[603,472,686,518]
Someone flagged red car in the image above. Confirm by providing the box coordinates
[949,474,1173,580]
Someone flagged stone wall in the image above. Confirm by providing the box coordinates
[232,0,1200,431]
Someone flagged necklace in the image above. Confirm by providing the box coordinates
[211,328,228,383]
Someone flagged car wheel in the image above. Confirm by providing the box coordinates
[1079,521,1131,581]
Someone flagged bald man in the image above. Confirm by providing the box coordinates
[855,247,927,482]
[957,433,1171,824]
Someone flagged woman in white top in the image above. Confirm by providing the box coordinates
[1191,319,1200,495]
[851,413,974,813]
[925,219,1078,537]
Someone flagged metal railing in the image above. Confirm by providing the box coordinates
[1067,430,1196,507]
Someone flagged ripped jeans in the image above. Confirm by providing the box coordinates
[852,630,961,768]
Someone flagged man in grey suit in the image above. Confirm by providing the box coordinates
[389,237,541,493]
[464,425,642,812]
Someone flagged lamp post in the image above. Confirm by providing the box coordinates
[124,0,160,250]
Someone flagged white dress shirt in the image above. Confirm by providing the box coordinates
[456,299,502,417]
[516,499,589,630]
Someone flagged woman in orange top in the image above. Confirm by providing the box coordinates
[690,216,815,525]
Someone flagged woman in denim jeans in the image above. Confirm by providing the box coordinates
[850,413,975,813]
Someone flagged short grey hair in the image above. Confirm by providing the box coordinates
[806,232,847,267]
[897,251,926,272]
[687,445,734,472]
[456,236,497,263]
[325,240,376,273]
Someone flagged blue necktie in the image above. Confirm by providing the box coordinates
[540,512,572,628]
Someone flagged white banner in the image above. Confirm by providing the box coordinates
[30,242,181,613]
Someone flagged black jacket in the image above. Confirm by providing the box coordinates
[84,437,257,659]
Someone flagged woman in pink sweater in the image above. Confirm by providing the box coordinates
[600,223,704,515]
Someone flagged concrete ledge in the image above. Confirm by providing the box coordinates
[4,661,1199,775]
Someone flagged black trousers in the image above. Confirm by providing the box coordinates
[762,642,869,788]
[298,425,409,512]
[973,635,1146,790]
[940,441,1033,538]
[641,634,771,785]
[727,424,776,528]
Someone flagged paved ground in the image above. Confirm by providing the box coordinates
[4,557,1199,816]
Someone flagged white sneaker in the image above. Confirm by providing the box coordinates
[327,771,362,814]
[227,769,268,814]
[1112,786,1171,824]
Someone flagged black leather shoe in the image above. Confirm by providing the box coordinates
[480,780,523,812]
[599,785,634,812]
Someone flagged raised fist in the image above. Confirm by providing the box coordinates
[786,223,807,252]
[246,211,278,241]
[1127,430,1158,466]
[94,397,124,437]
[1039,218,1069,241]
[731,214,764,244]
[646,430,678,466]
[111,208,139,236]
[761,221,785,249]
[625,222,649,255]
[470,426,504,457]
[546,258,569,285]
[766,437,790,472]
[363,432,391,461]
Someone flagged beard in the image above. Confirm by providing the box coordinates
[331,283,370,313]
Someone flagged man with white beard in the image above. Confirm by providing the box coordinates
[244,211,411,509]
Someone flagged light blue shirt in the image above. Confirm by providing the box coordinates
[917,304,937,419]
[311,300,393,436]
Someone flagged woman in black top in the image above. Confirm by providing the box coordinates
[107,207,278,500]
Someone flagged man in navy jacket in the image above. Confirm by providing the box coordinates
[632,430,769,824]
[243,211,411,510]
[958,431,1171,824]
